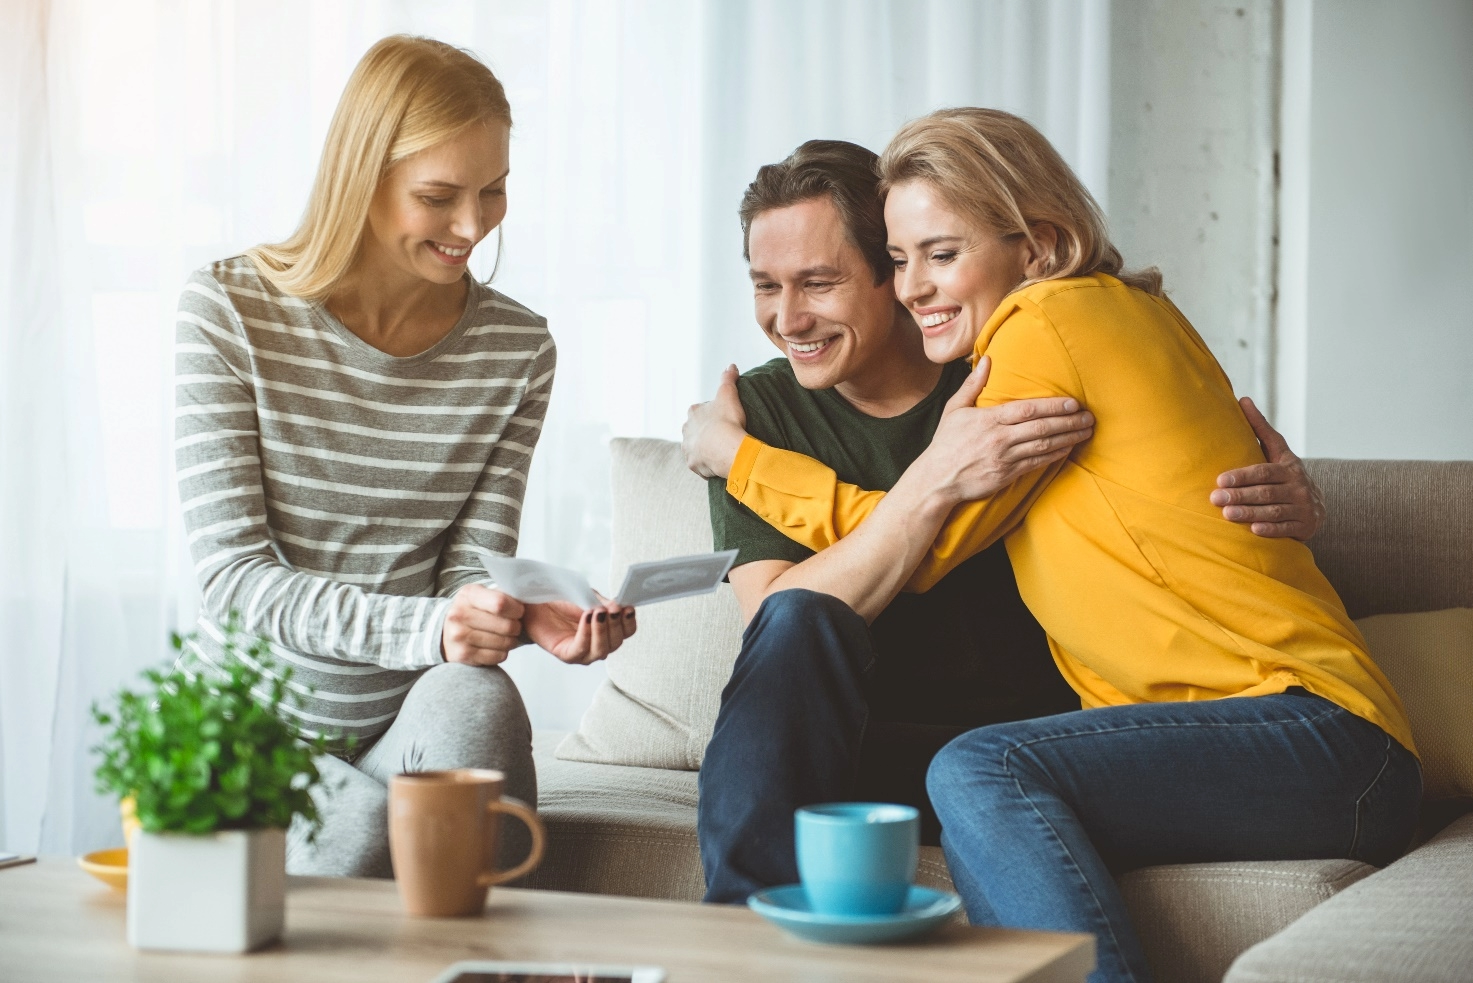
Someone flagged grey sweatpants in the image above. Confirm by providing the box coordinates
[286,662,536,878]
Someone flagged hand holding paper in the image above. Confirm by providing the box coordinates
[474,548,737,608]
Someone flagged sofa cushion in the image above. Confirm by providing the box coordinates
[1353,608,1473,800]
[531,732,957,901]
[1225,812,1473,983]
[556,438,745,771]
[523,730,705,900]
[1120,860,1376,983]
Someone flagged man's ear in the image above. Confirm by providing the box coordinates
[1021,223,1060,280]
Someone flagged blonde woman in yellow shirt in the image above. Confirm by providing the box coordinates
[685,110,1419,983]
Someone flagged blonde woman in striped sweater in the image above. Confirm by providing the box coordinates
[174,36,634,876]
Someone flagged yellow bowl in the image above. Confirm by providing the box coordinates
[78,848,128,890]
[120,796,140,845]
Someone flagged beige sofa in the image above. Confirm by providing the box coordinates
[520,439,1473,983]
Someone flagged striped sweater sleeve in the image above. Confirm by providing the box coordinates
[175,272,448,670]
[435,336,556,596]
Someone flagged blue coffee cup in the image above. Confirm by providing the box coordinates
[794,802,920,916]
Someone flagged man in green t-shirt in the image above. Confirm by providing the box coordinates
[688,140,1326,905]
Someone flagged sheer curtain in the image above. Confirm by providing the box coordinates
[0,0,1109,857]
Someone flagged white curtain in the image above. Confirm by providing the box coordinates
[0,0,1108,857]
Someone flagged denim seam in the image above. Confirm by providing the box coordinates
[1004,700,1346,749]
[1001,743,1142,983]
[1347,732,1392,860]
[1133,875,1338,888]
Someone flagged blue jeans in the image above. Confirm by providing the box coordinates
[698,587,1079,903]
[698,590,874,903]
[928,690,1422,983]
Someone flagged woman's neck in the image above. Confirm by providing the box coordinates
[325,252,469,358]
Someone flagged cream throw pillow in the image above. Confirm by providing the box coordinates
[556,438,745,770]
[1355,608,1473,800]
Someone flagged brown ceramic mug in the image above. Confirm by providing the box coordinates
[388,768,546,917]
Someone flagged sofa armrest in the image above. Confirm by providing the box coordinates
[1225,812,1473,982]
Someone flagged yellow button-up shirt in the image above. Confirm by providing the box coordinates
[728,273,1415,754]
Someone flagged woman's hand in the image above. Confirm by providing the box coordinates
[908,357,1094,508]
[683,364,749,479]
[523,597,637,665]
[1211,397,1326,541]
[442,584,525,666]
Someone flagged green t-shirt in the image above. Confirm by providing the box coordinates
[708,357,1077,728]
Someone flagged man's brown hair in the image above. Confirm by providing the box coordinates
[738,139,892,286]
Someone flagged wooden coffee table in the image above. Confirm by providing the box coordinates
[2,859,1093,982]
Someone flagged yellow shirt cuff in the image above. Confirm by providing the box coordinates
[726,434,764,499]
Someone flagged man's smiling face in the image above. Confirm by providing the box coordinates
[747,196,901,392]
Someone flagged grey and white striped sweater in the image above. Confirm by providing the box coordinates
[173,256,554,752]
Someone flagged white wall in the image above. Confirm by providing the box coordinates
[1278,0,1473,459]
[1109,0,1279,408]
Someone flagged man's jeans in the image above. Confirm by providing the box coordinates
[698,589,878,903]
[928,690,1422,983]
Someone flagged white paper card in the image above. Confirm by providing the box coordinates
[475,551,600,608]
[613,550,738,607]
[474,548,737,609]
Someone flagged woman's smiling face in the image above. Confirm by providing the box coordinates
[885,179,1045,363]
[362,121,511,287]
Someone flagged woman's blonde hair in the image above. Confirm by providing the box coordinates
[247,36,511,302]
[878,108,1162,295]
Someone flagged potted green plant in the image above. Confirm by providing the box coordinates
[91,618,331,953]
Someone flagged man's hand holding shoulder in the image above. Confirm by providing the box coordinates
[1211,397,1326,542]
[684,364,749,479]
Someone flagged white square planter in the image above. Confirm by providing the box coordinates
[127,827,286,953]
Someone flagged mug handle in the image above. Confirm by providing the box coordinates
[477,796,547,887]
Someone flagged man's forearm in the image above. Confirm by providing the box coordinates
[757,477,952,622]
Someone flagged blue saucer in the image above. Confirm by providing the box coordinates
[748,885,964,945]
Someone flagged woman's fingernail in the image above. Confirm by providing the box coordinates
[596,611,607,623]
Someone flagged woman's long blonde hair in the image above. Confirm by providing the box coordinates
[247,36,511,302]
[878,108,1162,296]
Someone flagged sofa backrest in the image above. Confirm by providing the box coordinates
[594,443,1473,620]
[1303,459,1473,618]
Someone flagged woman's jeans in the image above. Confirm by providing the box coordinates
[928,690,1422,983]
